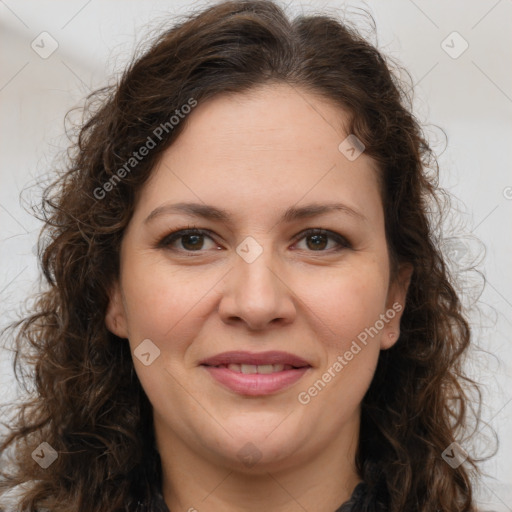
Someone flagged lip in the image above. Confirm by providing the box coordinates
[202,365,310,396]
[199,350,311,368]
[199,351,312,396]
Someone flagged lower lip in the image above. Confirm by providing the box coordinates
[201,365,310,396]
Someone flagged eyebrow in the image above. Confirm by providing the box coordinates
[144,201,367,225]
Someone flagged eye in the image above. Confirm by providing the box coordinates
[293,228,351,252]
[157,226,351,254]
[158,227,220,252]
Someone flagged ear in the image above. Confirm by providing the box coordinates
[105,280,129,339]
[380,263,413,350]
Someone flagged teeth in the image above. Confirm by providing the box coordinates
[241,364,257,374]
[256,364,276,374]
[224,363,289,374]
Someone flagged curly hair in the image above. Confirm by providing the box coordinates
[0,1,483,510]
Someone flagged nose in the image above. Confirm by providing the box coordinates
[217,244,297,331]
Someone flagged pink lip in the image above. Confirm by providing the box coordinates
[202,365,310,396]
[199,350,311,367]
[199,350,312,396]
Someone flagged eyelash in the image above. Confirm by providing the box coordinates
[157,225,352,254]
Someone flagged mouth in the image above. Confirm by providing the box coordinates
[199,350,311,368]
[199,351,312,396]
[202,363,306,374]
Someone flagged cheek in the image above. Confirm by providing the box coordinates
[119,257,209,408]
[296,270,386,425]
[301,263,389,347]
[120,253,208,342]
[293,261,387,404]
[121,246,390,353]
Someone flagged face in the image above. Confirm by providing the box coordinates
[106,83,410,474]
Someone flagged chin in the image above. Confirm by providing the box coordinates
[203,423,311,473]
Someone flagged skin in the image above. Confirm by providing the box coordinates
[106,82,412,512]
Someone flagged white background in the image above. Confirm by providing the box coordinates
[1,1,511,510]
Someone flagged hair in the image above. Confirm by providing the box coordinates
[0,1,484,510]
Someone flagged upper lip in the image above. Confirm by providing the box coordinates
[200,351,311,368]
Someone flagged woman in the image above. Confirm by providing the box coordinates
[0,1,482,510]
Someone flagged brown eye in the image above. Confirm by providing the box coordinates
[180,233,205,250]
[294,228,351,252]
[305,233,328,250]
[159,228,218,252]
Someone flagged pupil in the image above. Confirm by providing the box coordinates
[308,234,327,250]
[183,234,203,250]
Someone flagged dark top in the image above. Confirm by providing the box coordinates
[147,481,383,512]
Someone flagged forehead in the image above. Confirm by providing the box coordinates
[135,83,383,228]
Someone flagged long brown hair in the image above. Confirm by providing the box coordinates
[0,1,483,510]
